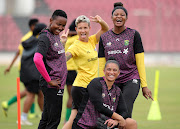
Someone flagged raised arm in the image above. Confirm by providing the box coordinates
[90,15,109,42]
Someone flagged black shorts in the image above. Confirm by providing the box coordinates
[24,80,41,94]
[71,86,86,109]
[66,70,77,85]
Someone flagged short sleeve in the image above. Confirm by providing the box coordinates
[36,33,50,58]
[89,34,98,45]
[67,41,80,57]
[134,30,144,54]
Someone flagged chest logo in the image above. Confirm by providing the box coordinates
[116,38,120,41]
[102,93,105,98]
[124,40,129,46]
[123,48,128,54]
[106,42,112,46]
[54,42,59,47]
[113,97,116,102]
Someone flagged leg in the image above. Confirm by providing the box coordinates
[1,89,27,117]
[62,86,86,129]
[124,118,137,129]
[65,84,73,122]
[37,90,44,111]
[38,87,63,129]
[20,91,35,125]
[120,79,140,118]
[63,109,77,129]
[65,70,77,122]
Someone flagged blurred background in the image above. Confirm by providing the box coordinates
[0,0,180,66]
[0,0,180,129]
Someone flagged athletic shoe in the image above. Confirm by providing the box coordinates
[16,120,33,125]
[1,101,8,117]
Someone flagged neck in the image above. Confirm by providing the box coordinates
[113,26,126,34]
[105,78,114,90]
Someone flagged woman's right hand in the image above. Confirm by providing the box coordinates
[48,78,61,87]
[4,67,10,75]
[118,117,126,129]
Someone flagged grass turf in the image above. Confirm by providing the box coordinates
[0,66,180,129]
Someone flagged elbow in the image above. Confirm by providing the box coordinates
[33,53,42,66]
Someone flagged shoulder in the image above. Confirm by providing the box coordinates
[88,77,103,86]
[101,30,112,37]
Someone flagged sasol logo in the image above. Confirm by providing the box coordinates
[58,49,65,54]
[108,50,122,55]
[103,103,114,111]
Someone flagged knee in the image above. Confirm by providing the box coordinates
[125,118,137,129]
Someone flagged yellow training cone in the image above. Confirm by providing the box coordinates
[147,70,162,120]
[147,100,162,120]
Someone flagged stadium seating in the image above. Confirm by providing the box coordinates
[0,0,179,52]
[0,15,22,51]
[43,0,180,52]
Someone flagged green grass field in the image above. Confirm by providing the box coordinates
[0,66,180,129]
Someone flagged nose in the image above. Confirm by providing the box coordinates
[59,25,64,31]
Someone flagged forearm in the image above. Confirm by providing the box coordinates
[135,52,147,87]
[99,19,109,33]
[34,52,51,82]
[111,112,124,122]
[65,52,72,61]
[8,50,20,69]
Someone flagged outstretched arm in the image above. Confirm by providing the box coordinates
[4,49,20,75]
[90,15,109,42]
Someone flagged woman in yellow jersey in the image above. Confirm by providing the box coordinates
[63,15,109,129]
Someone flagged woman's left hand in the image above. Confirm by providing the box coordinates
[142,87,153,100]
[60,29,69,45]
[90,15,102,23]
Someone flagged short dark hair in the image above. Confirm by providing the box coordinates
[51,10,67,20]
[28,18,39,27]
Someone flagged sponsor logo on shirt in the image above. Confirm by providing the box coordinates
[102,93,105,98]
[87,51,90,53]
[94,47,97,51]
[107,48,129,55]
[106,42,112,46]
[123,48,128,54]
[116,38,120,41]
[132,79,138,84]
[113,97,116,102]
[58,49,65,54]
[124,40,129,46]
[103,103,114,111]
[54,42,59,47]
[57,89,63,96]
[88,57,98,62]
